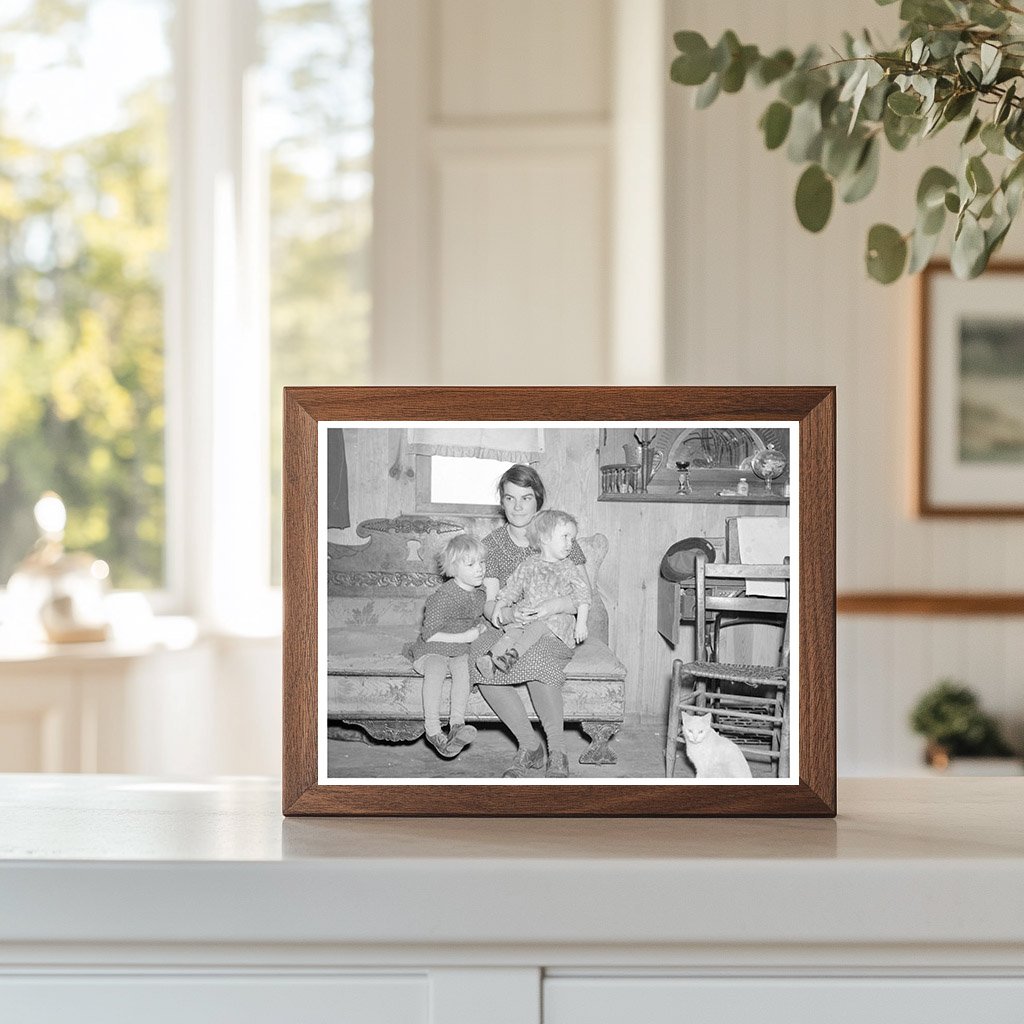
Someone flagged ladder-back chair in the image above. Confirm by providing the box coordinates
[665,553,790,778]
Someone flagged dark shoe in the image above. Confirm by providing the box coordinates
[502,742,545,778]
[474,654,496,679]
[492,648,520,673]
[445,722,477,757]
[545,751,570,778]
[425,731,449,757]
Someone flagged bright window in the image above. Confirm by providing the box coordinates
[261,0,372,583]
[0,0,374,620]
[0,0,172,589]
[429,456,512,508]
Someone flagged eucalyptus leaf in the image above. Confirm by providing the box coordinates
[822,128,863,177]
[970,2,1009,30]
[779,73,807,106]
[951,211,986,278]
[962,115,983,145]
[888,90,921,115]
[795,164,834,232]
[760,102,793,150]
[980,42,1002,87]
[710,31,740,74]
[942,92,974,122]
[671,38,713,87]
[842,137,881,203]
[860,79,892,122]
[787,100,824,162]
[944,190,961,213]
[866,223,907,283]
[721,44,758,93]
[967,154,995,195]
[917,166,957,210]
[908,221,942,273]
[1006,171,1024,218]
[754,49,795,87]
[884,106,921,149]
[981,122,1005,155]
[995,82,1017,124]
[980,42,1002,86]
[921,200,946,235]
[694,73,721,109]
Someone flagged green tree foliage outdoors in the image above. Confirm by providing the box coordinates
[264,0,371,581]
[0,0,372,590]
[0,0,170,588]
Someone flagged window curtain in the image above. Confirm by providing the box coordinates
[326,427,350,530]
[407,427,543,463]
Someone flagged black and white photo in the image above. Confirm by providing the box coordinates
[318,421,798,785]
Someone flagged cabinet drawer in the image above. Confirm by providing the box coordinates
[544,977,1024,1022]
[0,974,427,1024]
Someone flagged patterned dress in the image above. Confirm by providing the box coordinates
[496,555,592,649]
[409,579,486,663]
[469,524,587,688]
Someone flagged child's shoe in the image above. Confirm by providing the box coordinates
[425,731,449,756]
[445,722,478,757]
[502,741,546,778]
[545,751,570,778]
[474,653,496,679]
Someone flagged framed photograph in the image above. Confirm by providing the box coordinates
[283,387,836,816]
[917,261,1024,517]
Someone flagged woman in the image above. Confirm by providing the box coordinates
[470,465,589,778]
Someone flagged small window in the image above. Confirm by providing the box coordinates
[416,455,512,515]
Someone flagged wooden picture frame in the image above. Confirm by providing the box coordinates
[916,261,1024,517]
[283,387,836,816]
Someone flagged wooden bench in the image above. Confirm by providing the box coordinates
[326,515,626,764]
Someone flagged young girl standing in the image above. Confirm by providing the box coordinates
[409,533,490,758]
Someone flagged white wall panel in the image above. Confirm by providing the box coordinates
[437,151,608,384]
[666,0,1024,774]
[438,0,610,120]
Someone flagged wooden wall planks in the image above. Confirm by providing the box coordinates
[333,426,789,723]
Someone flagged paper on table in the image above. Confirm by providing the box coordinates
[736,517,789,597]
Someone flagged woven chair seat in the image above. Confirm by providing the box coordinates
[684,661,788,688]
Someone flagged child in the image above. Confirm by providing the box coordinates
[409,533,490,757]
[475,509,591,679]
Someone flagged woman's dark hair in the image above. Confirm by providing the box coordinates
[497,464,545,510]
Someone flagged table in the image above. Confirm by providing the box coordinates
[1,776,1023,1022]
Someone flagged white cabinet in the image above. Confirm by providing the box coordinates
[544,977,1024,1022]
[0,976,428,1024]
[1,777,1022,1020]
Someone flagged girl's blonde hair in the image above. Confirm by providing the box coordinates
[440,533,486,577]
[527,509,578,548]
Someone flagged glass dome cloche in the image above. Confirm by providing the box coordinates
[751,443,788,495]
[4,492,111,644]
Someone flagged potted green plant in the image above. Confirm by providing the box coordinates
[670,0,1024,283]
[909,679,1017,770]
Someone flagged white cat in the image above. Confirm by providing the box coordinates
[680,712,752,779]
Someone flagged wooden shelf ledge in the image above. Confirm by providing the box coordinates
[837,592,1024,616]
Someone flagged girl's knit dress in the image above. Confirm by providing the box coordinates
[408,579,485,662]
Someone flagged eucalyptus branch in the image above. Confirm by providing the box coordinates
[670,1,1024,283]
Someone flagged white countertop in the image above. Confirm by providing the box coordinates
[1,775,1022,954]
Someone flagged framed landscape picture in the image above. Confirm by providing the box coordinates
[917,262,1024,516]
[282,387,836,816]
